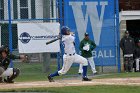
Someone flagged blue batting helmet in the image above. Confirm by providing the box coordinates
[61,26,70,35]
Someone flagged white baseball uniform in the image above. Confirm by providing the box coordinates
[58,34,88,75]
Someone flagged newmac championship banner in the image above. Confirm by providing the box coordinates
[64,0,118,66]
[18,23,60,53]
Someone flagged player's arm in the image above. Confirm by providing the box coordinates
[120,38,125,51]
[8,54,20,59]
[90,41,96,51]
[9,54,27,60]
[132,38,136,52]
[71,35,76,46]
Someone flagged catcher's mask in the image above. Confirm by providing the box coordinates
[0,45,9,54]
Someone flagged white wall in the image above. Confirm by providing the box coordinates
[35,0,43,19]
[120,11,140,22]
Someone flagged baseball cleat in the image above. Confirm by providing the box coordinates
[0,77,3,83]
[48,76,54,82]
[4,79,14,83]
[93,71,98,75]
[82,77,92,81]
[78,73,82,75]
[0,80,4,83]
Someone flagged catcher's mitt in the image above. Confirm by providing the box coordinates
[20,55,29,63]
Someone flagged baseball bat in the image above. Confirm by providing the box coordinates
[46,37,61,45]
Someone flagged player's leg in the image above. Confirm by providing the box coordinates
[1,68,13,83]
[74,54,91,81]
[1,68,13,77]
[0,67,5,83]
[124,57,129,72]
[6,68,20,83]
[0,67,5,76]
[139,59,140,72]
[135,58,140,72]
[78,64,83,74]
[128,57,133,72]
[48,55,73,82]
[88,57,97,74]
[3,68,20,83]
[58,57,73,75]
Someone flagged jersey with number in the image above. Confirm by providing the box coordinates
[62,34,75,54]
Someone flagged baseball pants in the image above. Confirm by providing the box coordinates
[78,57,97,74]
[58,53,88,75]
[135,58,140,71]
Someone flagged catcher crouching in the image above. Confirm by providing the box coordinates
[0,45,27,83]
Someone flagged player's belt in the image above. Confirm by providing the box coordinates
[65,53,75,56]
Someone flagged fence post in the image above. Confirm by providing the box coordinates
[8,0,13,67]
[42,0,51,73]
[0,26,1,46]
[58,0,63,70]
[116,0,121,73]
[42,53,51,73]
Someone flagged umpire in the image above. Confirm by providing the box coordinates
[120,31,135,72]
[0,45,26,83]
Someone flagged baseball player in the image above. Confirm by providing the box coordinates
[48,26,91,82]
[78,32,97,75]
[0,45,26,83]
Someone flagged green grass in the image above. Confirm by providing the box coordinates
[1,62,140,92]
[94,72,140,79]
[14,62,57,82]
[0,85,140,93]
[14,62,93,82]
[13,62,140,82]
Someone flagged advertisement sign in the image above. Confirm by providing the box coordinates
[18,23,60,53]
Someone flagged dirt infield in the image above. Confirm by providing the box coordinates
[0,77,140,89]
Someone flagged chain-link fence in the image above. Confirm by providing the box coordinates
[0,0,120,78]
[0,0,63,75]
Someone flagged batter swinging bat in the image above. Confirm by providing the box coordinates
[46,37,61,45]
